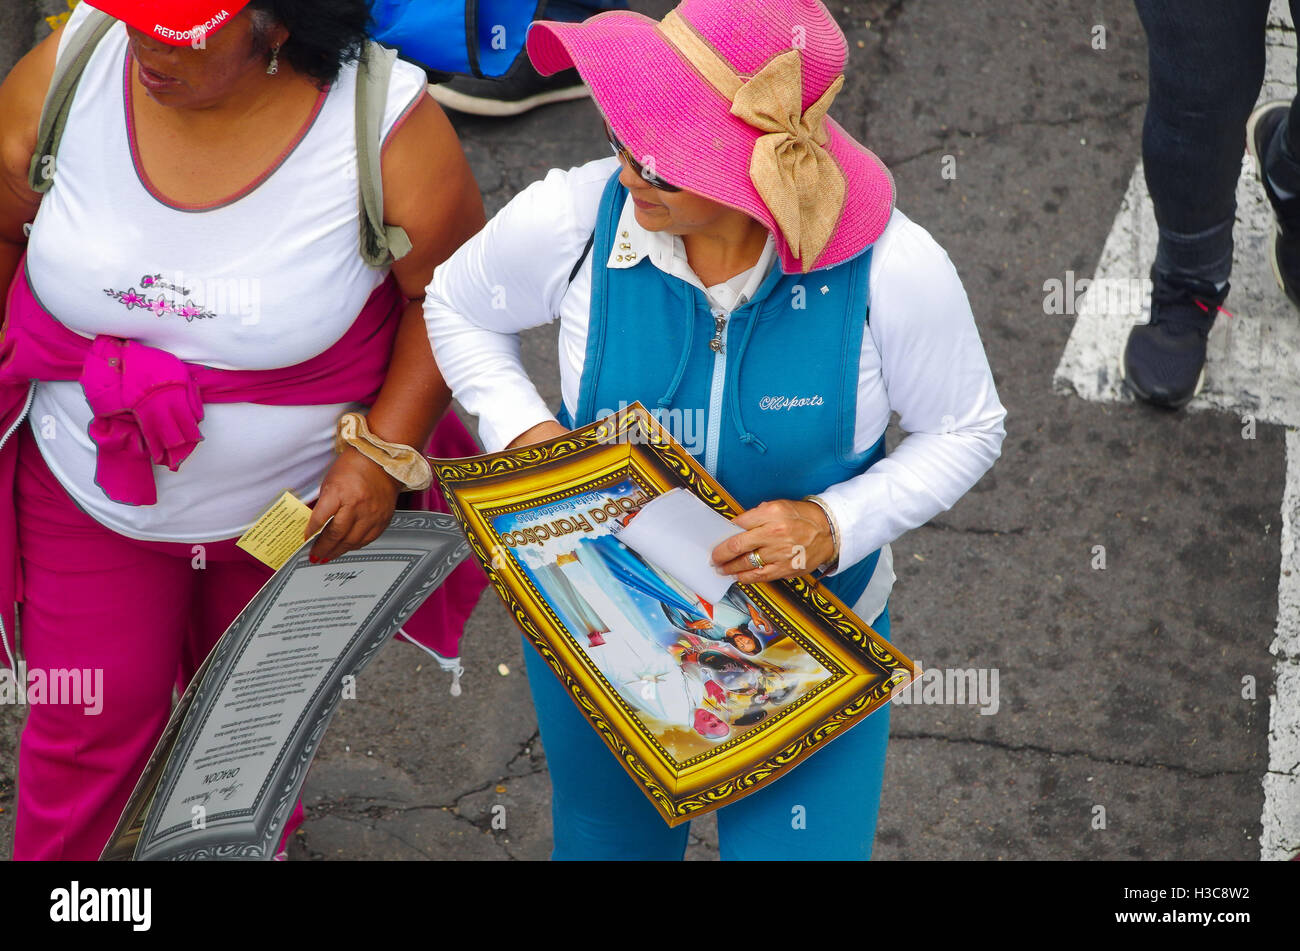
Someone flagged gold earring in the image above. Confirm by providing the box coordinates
[267,44,280,75]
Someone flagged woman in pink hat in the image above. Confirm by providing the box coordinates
[426,0,1007,860]
[0,0,486,859]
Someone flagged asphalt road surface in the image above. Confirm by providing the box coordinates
[0,0,1291,863]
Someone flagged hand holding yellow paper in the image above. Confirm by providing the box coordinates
[236,491,314,570]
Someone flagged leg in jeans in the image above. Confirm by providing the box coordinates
[1285,0,1300,164]
[1134,0,1272,283]
[1242,0,1300,315]
[1126,0,1274,407]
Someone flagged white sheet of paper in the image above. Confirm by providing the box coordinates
[615,488,743,604]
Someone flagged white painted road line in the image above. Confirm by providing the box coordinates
[1269,431,1300,859]
[1052,3,1300,860]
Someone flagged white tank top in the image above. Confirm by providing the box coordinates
[25,4,429,542]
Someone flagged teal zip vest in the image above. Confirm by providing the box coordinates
[564,172,886,607]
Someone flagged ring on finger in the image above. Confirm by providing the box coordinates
[747,551,765,570]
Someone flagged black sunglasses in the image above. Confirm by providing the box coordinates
[604,123,681,192]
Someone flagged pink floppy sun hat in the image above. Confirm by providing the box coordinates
[527,0,895,275]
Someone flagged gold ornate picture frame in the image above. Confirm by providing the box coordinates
[434,403,914,826]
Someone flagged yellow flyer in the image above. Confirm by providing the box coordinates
[236,491,313,570]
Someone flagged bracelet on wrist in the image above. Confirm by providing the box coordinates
[334,412,433,492]
[803,494,841,577]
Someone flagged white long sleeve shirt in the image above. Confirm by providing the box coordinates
[424,157,1006,604]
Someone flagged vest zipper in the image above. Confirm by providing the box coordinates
[708,315,726,354]
[0,382,36,672]
[704,309,728,475]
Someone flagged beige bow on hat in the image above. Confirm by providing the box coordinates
[732,51,846,272]
[659,11,848,272]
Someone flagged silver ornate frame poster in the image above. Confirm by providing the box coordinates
[100,511,470,861]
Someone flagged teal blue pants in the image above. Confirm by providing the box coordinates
[521,607,892,860]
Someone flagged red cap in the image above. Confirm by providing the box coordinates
[87,1,252,46]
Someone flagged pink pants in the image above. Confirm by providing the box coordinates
[12,423,303,859]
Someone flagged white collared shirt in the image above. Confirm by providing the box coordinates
[605,194,778,313]
[424,157,1006,603]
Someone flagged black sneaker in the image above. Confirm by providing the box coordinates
[1122,270,1229,409]
[1247,100,1300,309]
[427,57,589,117]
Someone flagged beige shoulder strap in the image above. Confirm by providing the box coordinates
[356,40,413,268]
[28,17,409,267]
[28,8,115,193]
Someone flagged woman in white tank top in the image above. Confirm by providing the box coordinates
[0,0,484,859]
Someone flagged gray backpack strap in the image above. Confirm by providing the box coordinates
[356,40,413,268]
[28,8,115,193]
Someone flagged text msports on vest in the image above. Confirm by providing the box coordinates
[50,882,151,932]
[758,394,825,411]
[0,662,103,715]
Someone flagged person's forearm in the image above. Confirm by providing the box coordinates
[364,298,453,451]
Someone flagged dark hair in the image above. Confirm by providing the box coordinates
[247,0,371,86]
[725,628,761,655]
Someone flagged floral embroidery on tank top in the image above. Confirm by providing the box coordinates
[103,273,217,322]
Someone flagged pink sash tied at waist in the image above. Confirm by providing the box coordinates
[0,263,403,504]
[0,263,488,670]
